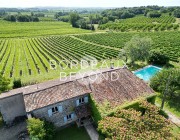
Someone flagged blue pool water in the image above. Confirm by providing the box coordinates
[134,65,161,82]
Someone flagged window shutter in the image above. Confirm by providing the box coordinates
[84,96,88,103]
[48,109,52,117]
[58,106,63,113]
[76,100,79,106]
[71,113,74,119]
[64,116,67,123]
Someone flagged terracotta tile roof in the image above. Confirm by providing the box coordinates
[0,68,154,112]
[24,81,91,112]
[89,68,154,106]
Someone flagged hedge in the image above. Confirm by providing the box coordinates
[89,94,157,125]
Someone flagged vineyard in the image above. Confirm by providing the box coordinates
[0,30,179,82]
[119,15,176,24]
[99,16,179,32]
[0,36,119,79]
[76,32,180,62]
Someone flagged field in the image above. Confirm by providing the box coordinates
[0,31,180,85]
[0,20,91,38]
[0,35,119,81]
[0,16,179,85]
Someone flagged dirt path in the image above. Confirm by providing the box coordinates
[156,103,180,126]
[166,110,180,126]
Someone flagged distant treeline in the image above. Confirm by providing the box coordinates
[1,12,46,22]
[100,6,180,22]
[0,8,48,12]
[54,6,180,27]
[4,15,39,22]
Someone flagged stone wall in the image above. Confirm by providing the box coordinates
[31,94,89,127]
[0,93,26,124]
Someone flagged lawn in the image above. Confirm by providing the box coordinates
[155,94,180,118]
[54,125,91,140]
[0,20,91,38]
[171,125,180,139]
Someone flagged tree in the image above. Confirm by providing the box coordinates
[89,14,93,30]
[122,36,152,65]
[150,69,180,107]
[31,12,34,16]
[173,9,180,18]
[148,49,169,65]
[0,74,10,93]
[121,11,135,19]
[69,12,80,27]
[147,11,161,18]
[102,17,108,24]
[98,101,173,139]
[27,118,55,140]
[27,118,46,140]
[4,15,16,22]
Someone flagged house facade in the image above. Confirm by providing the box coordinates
[0,68,154,127]
[30,94,89,127]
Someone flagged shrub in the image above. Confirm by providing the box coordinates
[27,118,55,140]
[44,121,55,140]
[0,74,10,93]
[13,78,22,89]
[98,101,172,139]
[148,49,169,65]
[27,118,46,140]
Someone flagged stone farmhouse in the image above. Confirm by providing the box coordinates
[0,68,154,127]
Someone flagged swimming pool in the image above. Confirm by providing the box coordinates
[134,65,162,82]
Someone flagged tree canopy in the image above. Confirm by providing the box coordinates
[148,49,169,65]
[4,15,39,22]
[147,11,161,18]
[173,9,180,18]
[150,69,180,99]
[69,12,80,27]
[122,36,152,64]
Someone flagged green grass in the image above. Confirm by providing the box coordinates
[54,125,91,140]
[155,94,180,118]
[171,125,180,139]
[0,20,91,38]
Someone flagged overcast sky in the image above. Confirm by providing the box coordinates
[0,0,180,8]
